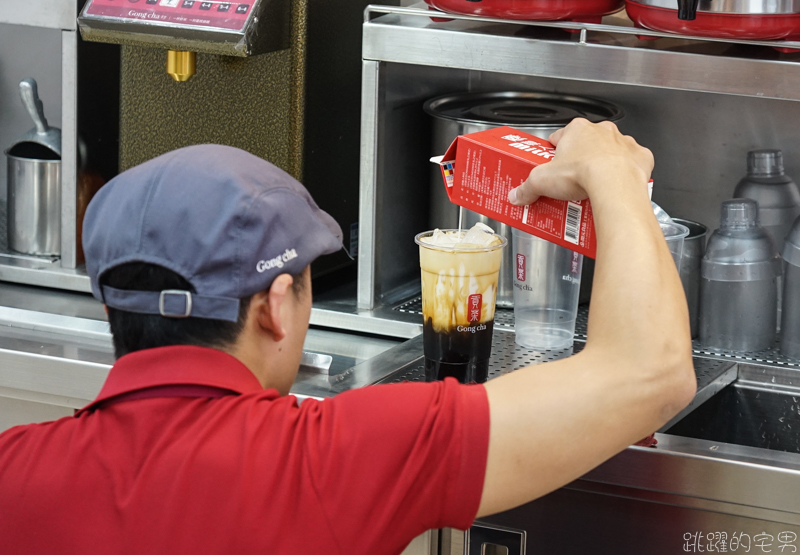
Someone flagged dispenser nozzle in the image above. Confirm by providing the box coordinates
[167,50,196,82]
[677,0,699,20]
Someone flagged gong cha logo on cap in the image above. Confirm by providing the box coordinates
[256,248,299,273]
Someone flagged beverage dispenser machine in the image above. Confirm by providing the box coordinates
[77,0,382,288]
[1,0,386,296]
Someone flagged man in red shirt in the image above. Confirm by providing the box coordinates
[0,120,695,554]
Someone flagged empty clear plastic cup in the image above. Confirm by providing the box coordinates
[512,229,583,350]
[661,221,690,272]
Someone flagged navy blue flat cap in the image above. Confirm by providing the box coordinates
[83,144,343,322]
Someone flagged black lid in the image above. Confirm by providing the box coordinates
[424,91,624,128]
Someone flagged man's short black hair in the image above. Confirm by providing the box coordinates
[102,262,305,359]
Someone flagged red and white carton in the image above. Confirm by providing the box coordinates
[432,125,653,259]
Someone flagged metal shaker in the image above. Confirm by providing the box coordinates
[780,216,800,360]
[699,199,782,352]
[734,150,800,254]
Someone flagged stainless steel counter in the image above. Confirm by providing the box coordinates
[366,330,800,553]
[313,323,800,548]
[371,302,800,550]
[0,283,403,430]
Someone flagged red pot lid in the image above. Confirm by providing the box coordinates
[626,1,800,40]
[425,0,624,21]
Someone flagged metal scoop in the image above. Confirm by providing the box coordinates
[14,78,61,158]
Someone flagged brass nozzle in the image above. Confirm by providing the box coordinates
[167,50,196,82]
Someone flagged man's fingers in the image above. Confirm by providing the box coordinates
[510,117,633,206]
[638,145,655,174]
[548,127,566,146]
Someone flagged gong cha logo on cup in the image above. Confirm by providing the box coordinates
[516,253,526,282]
[256,248,299,273]
[459,294,486,333]
[468,294,482,323]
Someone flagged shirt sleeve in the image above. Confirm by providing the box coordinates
[297,378,490,554]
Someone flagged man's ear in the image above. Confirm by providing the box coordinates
[253,274,294,342]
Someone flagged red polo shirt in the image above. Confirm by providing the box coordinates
[0,346,490,555]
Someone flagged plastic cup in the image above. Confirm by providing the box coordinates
[415,229,507,384]
[512,229,583,350]
[661,221,690,272]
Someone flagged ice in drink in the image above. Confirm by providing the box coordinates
[416,224,506,383]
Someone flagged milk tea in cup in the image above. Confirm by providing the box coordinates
[415,223,506,383]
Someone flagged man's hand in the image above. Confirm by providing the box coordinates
[507,118,655,207]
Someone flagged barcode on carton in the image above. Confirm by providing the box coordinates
[564,202,582,245]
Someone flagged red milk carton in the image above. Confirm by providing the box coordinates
[434,126,599,258]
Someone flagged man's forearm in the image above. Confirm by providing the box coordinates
[585,160,691,370]
[477,123,695,517]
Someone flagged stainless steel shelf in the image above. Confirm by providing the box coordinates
[375,330,737,431]
[376,332,584,385]
[0,0,77,31]
[363,4,800,102]
[0,264,90,293]
[392,296,800,372]
[0,202,91,293]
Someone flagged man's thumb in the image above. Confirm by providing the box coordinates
[508,163,559,206]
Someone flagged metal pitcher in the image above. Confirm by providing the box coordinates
[5,151,61,256]
[5,78,62,257]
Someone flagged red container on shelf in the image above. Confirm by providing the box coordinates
[626,0,800,41]
[424,0,624,23]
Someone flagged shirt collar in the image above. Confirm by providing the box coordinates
[78,345,267,414]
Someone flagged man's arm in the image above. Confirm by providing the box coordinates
[477,119,696,517]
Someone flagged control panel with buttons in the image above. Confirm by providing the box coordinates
[82,0,255,30]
